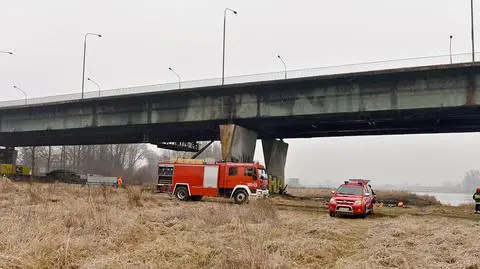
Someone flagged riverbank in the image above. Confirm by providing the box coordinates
[0,181,479,268]
[414,191,474,206]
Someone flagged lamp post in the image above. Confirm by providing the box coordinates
[277,54,287,79]
[0,51,13,55]
[222,8,237,85]
[13,85,27,104]
[168,67,181,89]
[81,33,102,99]
[87,77,101,97]
[450,35,453,64]
[472,0,475,63]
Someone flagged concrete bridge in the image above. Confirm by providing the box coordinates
[1,62,479,182]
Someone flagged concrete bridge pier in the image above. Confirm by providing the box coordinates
[218,124,289,193]
[219,124,257,162]
[262,139,289,193]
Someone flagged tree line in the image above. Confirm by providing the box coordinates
[16,141,222,185]
[461,170,480,193]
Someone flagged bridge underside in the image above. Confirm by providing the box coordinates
[1,106,480,147]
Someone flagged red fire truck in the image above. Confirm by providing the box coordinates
[157,159,269,204]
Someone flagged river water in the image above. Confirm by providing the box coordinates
[414,192,473,206]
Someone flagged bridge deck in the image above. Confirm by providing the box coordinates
[0,63,479,146]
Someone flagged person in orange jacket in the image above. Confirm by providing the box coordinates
[116,177,123,188]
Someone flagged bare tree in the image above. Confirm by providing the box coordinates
[132,149,160,185]
[17,143,150,179]
[462,170,480,193]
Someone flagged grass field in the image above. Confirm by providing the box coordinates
[0,179,479,269]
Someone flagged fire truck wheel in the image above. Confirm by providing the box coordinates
[233,189,249,204]
[174,186,189,201]
[191,195,203,201]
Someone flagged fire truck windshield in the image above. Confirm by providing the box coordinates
[258,169,267,180]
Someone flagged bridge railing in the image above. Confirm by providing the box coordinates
[0,52,477,108]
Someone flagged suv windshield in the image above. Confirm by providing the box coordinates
[336,185,363,195]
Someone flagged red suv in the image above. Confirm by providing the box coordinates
[328,179,376,217]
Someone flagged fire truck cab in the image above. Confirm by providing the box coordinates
[157,159,269,204]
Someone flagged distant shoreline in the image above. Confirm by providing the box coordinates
[292,186,473,195]
[411,191,472,195]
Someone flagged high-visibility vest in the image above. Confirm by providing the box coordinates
[117,177,123,186]
[474,194,480,204]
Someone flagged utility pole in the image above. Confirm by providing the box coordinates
[449,35,453,64]
[277,54,287,79]
[222,8,238,85]
[81,33,102,99]
[168,67,182,89]
[472,0,476,62]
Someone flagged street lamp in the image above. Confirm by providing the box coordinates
[81,32,102,99]
[0,51,13,55]
[277,54,287,79]
[449,35,453,64]
[168,67,181,89]
[13,85,27,104]
[87,77,101,97]
[222,8,237,85]
[472,0,475,63]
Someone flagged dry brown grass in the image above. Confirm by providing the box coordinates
[286,187,334,198]
[126,186,143,207]
[0,179,478,269]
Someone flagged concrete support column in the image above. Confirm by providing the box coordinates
[262,139,289,193]
[219,124,257,162]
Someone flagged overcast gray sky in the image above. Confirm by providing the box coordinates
[1,0,478,186]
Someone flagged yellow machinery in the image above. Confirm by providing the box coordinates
[268,174,287,194]
[0,164,31,176]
